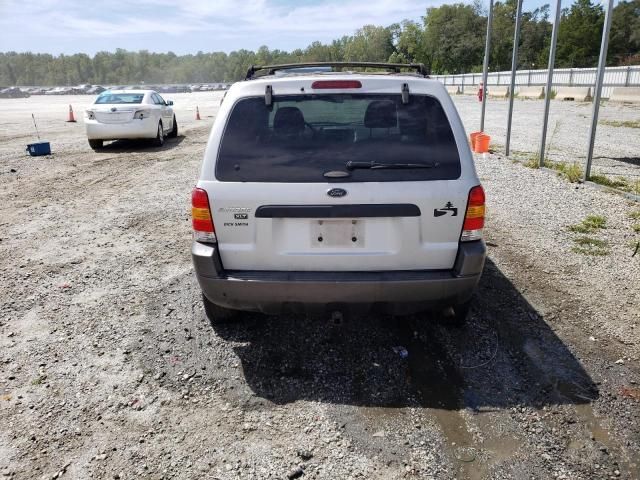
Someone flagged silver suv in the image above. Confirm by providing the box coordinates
[191,63,486,324]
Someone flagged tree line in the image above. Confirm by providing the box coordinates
[1,0,638,86]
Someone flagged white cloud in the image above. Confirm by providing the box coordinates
[0,0,435,52]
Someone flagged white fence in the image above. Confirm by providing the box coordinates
[433,66,640,99]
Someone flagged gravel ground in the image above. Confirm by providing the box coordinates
[452,95,640,183]
[0,93,639,479]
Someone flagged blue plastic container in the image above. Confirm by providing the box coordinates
[26,142,51,156]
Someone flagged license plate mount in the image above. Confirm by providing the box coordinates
[311,219,363,247]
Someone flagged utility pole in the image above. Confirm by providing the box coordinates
[584,0,614,180]
[539,0,562,167]
[505,0,523,156]
[480,0,494,132]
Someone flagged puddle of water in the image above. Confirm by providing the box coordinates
[573,403,640,478]
[401,327,523,479]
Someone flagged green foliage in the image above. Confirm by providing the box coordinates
[630,210,640,220]
[568,215,607,233]
[0,0,638,85]
[422,3,486,74]
[547,161,583,183]
[524,156,541,169]
[599,119,640,128]
[589,175,640,194]
[571,236,610,255]
[557,0,604,67]
[609,0,640,65]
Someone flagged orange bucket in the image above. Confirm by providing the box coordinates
[470,131,482,150]
[474,133,491,153]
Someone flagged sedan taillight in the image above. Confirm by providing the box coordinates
[133,109,151,119]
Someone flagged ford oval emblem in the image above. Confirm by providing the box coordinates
[327,188,347,198]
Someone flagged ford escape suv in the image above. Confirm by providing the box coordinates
[191,62,486,324]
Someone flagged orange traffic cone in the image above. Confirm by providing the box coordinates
[66,105,76,123]
[195,106,201,120]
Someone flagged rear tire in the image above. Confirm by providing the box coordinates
[154,122,164,147]
[168,116,178,138]
[202,294,238,324]
[89,139,103,150]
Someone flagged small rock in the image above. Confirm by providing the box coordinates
[372,431,385,438]
[287,466,304,479]
[615,359,625,365]
[297,450,313,461]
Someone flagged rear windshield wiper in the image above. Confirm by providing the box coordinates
[346,160,439,170]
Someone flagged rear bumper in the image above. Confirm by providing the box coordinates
[192,240,486,314]
[85,118,157,140]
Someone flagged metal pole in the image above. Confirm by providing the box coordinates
[480,0,494,132]
[625,66,630,87]
[539,0,562,167]
[506,0,523,156]
[584,0,614,180]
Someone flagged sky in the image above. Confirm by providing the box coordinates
[0,0,557,56]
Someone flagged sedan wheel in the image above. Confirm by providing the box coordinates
[168,115,178,138]
[154,122,164,147]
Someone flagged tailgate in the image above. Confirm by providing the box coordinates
[209,182,466,272]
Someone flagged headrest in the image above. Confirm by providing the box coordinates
[398,106,427,137]
[273,107,305,135]
[364,100,397,129]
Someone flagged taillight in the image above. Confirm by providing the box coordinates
[133,109,151,120]
[311,80,362,89]
[461,185,485,242]
[191,188,216,243]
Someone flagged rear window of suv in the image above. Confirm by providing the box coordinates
[216,94,461,182]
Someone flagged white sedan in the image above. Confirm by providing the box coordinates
[84,90,177,149]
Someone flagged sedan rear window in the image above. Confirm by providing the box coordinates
[216,94,461,183]
[95,93,144,104]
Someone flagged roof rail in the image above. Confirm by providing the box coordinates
[245,62,429,80]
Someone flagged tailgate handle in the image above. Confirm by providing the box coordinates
[255,204,421,218]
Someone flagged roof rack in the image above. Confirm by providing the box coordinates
[245,62,429,80]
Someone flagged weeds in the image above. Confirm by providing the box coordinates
[600,120,640,129]
[633,224,640,233]
[630,210,640,220]
[524,156,541,169]
[546,161,583,183]
[568,215,607,233]
[589,175,640,195]
[571,236,610,256]
[31,375,46,385]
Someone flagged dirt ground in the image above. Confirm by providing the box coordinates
[0,93,639,480]
[452,95,640,184]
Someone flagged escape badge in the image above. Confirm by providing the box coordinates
[434,202,458,217]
